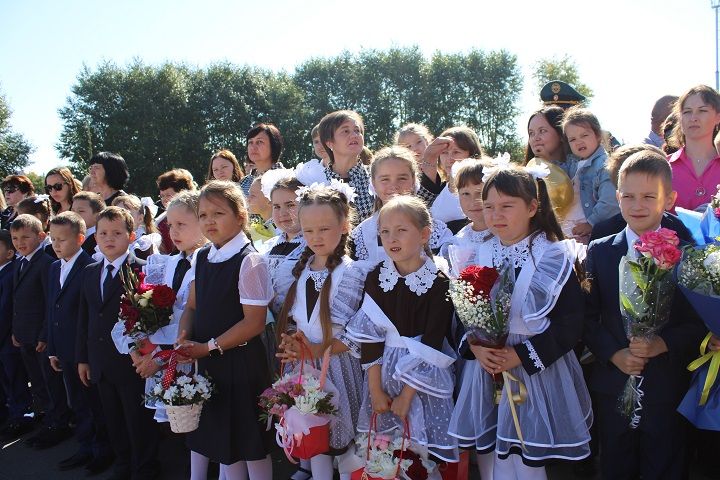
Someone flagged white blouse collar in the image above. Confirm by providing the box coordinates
[491,231,548,268]
[457,224,490,244]
[378,257,438,296]
[207,231,251,263]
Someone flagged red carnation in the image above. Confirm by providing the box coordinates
[459,265,499,300]
[150,284,176,309]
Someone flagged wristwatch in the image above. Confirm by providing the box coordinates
[207,338,223,357]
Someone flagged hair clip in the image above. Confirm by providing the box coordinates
[259,168,295,201]
[140,196,158,217]
[34,194,50,204]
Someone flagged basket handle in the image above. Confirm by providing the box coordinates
[364,412,410,477]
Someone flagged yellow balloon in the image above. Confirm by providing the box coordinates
[526,158,574,219]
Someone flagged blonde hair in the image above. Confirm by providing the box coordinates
[167,190,200,215]
[395,123,433,145]
[378,195,432,258]
[112,194,158,234]
[276,186,351,351]
[370,146,419,211]
[9,214,43,234]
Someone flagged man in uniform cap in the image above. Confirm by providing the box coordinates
[540,80,586,108]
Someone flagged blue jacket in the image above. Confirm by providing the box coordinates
[567,146,620,226]
[13,249,54,345]
[0,260,15,352]
[46,251,93,362]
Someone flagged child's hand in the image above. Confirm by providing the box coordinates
[134,354,162,379]
[610,348,648,376]
[11,335,20,347]
[49,356,62,372]
[494,347,522,373]
[390,387,416,420]
[469,344,507,375]
[36,341,46,353]
[176,341,210,360]
[709,334,720,352]
[629,336,668,359]
[572,222,592,238]
[77,363,91,387]
[370,388,392,415]
[130,349,143,365]
[276,332,301,363]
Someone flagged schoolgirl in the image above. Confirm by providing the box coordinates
[111,194,162,260]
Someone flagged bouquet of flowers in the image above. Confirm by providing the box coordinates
[145,353,214,433]
[448,264,513,404]
[618,228,681,427]
[675,241,720,429]
[117,268,176,355]
[259,347,339,459]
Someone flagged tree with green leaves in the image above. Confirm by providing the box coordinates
[532,55,593,101]
[0,88,33,177]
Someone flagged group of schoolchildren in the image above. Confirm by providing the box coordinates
[0,97,717,480]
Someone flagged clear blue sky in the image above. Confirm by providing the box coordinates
[0,0,714,173]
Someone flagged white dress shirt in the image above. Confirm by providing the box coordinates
[59,249,83,288]
[100,251,130,297]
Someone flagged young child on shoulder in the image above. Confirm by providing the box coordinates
[347,195,459,473]
[584,150,705,479]
[275,184,366,480]
[450,165,591,479]
[350,146,453,264]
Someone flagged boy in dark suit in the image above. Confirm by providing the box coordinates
[77,206,159,480]
[46,212,112,473]
[585,150,706,479]
[0,230,32,439]
[71,191,106,257]
[10,214,71,447]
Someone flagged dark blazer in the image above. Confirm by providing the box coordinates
[12,249,54,345]
[75,253,146,383]
[81,233,96,256]
[0,259,15,352]
[584,230,706,405]
[46,251,93,362]
[590,212,694,243]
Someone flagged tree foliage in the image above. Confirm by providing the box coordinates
[0,88,33,178]
[532,55,593,101]
[57,48,524,194]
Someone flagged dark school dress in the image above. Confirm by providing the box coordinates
[186,244,273,464]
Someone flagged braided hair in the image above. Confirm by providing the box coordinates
[275,186,351,351]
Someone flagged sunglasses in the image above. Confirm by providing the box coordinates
[45,182,66,193]
[2,187,18,194]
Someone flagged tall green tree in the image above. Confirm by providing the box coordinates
[532,55,593,101]
[0,88,33,177]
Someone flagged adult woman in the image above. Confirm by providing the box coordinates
[156,168,196,254]
[238,124,285,197]
[88,151,129,205]
[525,106,569,167]
[45,167,80,215]
[205,149,243,185]
[668,85,720,211]
[1,175,34,229]
[319,110,375,221]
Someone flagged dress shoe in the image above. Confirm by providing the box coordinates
[99,469,129,480]
[33,425,72,449]
[24,426,51,447]
[0,420,34,440]
[58,451,93,470]
[84,454,115,476]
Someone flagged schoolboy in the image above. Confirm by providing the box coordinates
[71,191,105,256]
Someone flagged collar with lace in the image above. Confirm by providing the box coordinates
[457,224,490,244]
[491,232,548,268]
[307,268,329,291]
[378,257,438,296]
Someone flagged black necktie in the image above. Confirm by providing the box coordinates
[172,257,191,293]
[102,264,115,300]
[19,258,29,273]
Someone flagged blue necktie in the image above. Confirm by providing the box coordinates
[102,264,115,300]
[19,258,29,273]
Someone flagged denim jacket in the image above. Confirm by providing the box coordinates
[566,146,619,225]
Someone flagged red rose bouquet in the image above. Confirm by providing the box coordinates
[117,268,176,355]
[619,228,681,427]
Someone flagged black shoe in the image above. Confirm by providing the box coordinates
[100,469,129,480]
[84,454,115,476]
[58,451,93,471]
[572,457,598,478]
[0,420,34,440]
[24,426,51,447]
[33,425,72,449]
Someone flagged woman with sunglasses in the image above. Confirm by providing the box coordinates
[44,167,80,215]
[1,175,35,229]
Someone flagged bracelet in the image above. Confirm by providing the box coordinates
[212,338,224,355]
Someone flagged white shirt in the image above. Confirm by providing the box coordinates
[207,231,251,263]
[100,251,130,297]
[624,225,661,257]
[86,226,96,237]
[59,249,83,288]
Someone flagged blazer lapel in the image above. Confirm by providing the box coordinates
[15,253,40,289]
[56,255,86,300]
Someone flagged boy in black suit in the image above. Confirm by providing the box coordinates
[585,150,706,479]
[77,207,159,480]
[47,212,112,473]
[10,214,71,447]
[0,230,32,439]
[71,191,106,257]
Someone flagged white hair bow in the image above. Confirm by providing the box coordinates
[140,196,158,217]
[524,162,551,180]
[295,180,357,204]
[294,159,328,187]
[451,158,480,181]
[34,194,50,204]
[260,168,295,201]
[481,153,513,183]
